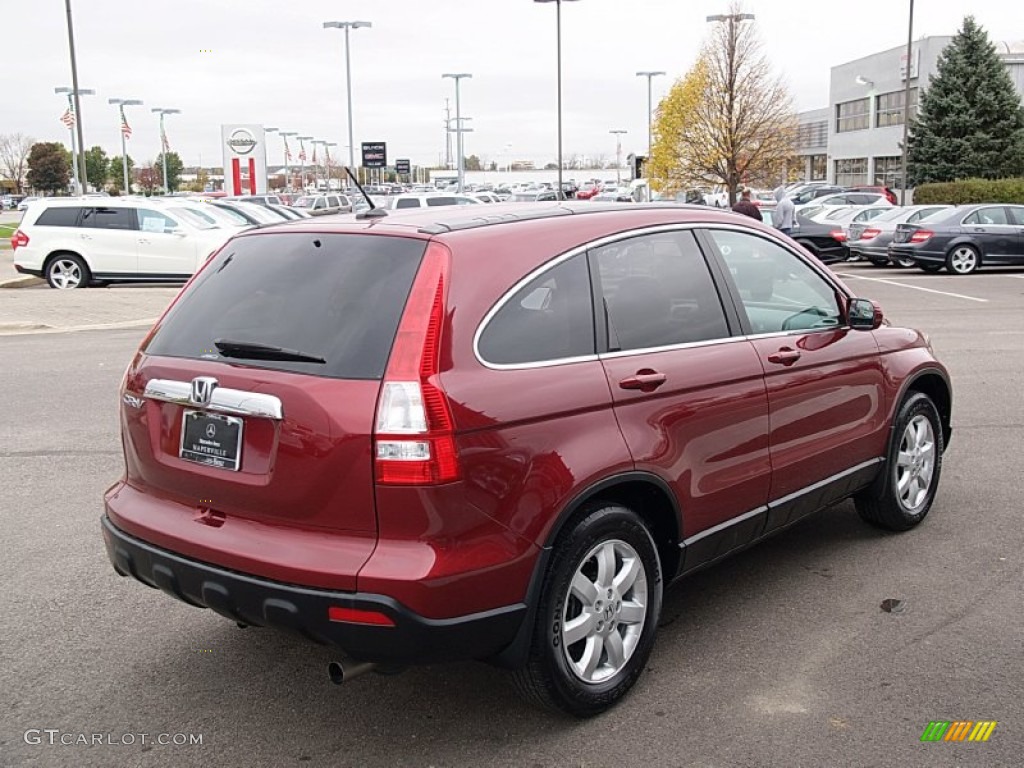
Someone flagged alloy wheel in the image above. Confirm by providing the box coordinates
[561,539,648,684]
[895,414,936,511]
[49,259,84,289]
[948,247,978,274]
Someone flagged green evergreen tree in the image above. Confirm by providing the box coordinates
[908,16,1024,184]
[26,142,71,194]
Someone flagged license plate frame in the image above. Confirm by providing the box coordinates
[179,409,243,472]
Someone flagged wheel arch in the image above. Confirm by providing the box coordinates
[946,238,982,260]
[898,368,952,448]
[43,248,92,273]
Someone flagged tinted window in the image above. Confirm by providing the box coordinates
[327,196,340,208]
[136,209,179,233]
[1008,207,1024,226]
[478,254,595,365]
[707,229,841,334]
[81,206,135,231]
[145,234,426,380]
[426,197,458,207]
[35,206,82,227]
[965,207,1009,225]
[395,198,421,209]
[594,231,729,351]
[339,196,350,207]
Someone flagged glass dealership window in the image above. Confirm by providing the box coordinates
[875,89,918,127]
[810,155,828,181]
[873,156,903,187]
[798,121,828,150]
[835,158,868,187]
[836,98,870,133]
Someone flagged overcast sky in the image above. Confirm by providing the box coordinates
[9,0,1017,169]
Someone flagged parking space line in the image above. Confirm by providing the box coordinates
[835,273,988,303]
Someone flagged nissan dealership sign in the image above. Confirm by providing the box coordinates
[221,124,267,195]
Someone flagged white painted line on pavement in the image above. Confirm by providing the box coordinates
[835,273,988,303]
[0,318,158,336]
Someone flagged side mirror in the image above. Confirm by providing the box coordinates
[848,297,883,330]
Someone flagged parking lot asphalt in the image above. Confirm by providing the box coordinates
[1,263,1022,767]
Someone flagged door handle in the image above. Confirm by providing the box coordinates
[80,234,91,240]
[138,238,150,245]
[767,348,801,366]
[619,369,667,392]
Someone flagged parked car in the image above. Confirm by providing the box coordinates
[265,203,312,220]
[510,190,561,202]
[850,185,898,205]
[292,193,353,216]
[11,198,234,289]
[224,194,283,207]
[787,212,852,263]
[847,205,953,266]
[101,201,950,717]
[385,193,482,209]
[795,192,893,212]
[17,196,40,211]
[888,204,1024,274]
[591,188,633,202]
[471,192,502,204]
[789,185,846,205]
[575,182,601,200]
[210,200,292,226]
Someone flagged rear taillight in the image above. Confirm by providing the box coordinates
[830,229,847,242]
[909,229,934,243]
[374,241,460,485]
[859,228,881,240]
[11,229,28,250]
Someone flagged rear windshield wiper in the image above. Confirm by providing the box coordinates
[214,339,326,364]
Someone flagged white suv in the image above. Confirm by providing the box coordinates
[12,198,238,289]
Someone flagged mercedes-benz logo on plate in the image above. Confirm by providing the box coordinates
[205,423,217,439]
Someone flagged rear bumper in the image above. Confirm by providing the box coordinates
[13,263,42,277]
[888,245,945,265]
[101,514,526,665]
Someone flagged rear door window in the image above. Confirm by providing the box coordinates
[34,206,83,227]
[477,253,595,365]
[426,197,457,207]
[592,231,730,351]
[145,234,427,380]
[1008,206,1024,226]
[136,209,179,233]
[81,207,136,230]
[395,198,421,209]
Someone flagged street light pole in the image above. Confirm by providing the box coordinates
[264,128,279,190]
[63,0,88,193]
[442,73,472,192]
[109,98,142,195]
[323,20,372,172]
[900,0,915,205]
[55,87,93,195]
[609,130,627,186]
[151,107,181,193]
[535,0,580,199]
[298,136,313,192]
[280,131,297,191]
[635,71,665,157]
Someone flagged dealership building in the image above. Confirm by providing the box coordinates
[797,37,1024,188]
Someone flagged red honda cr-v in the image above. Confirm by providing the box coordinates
[102,202,951,717]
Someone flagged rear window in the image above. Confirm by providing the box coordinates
[145,234,427,380]
[34,206,82,227]
[82,207,136,230]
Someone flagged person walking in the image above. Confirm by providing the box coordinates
[731,188,762,221]
[771,186,796,235]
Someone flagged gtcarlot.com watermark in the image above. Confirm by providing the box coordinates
[24,729,203,747]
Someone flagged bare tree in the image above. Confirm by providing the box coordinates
[0,133,36,194]
[648,1,797,205]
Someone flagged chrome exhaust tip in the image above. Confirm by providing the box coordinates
[328,658,378,685]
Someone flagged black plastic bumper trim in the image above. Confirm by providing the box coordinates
[101,515,526,664]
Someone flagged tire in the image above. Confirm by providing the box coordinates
[946,245,980,275]
[512,503,663,717]
[918,264,942,273]
[894,255,916,269]
[855,392,944,531]
[868,257,889,267]
[45,253,90,289]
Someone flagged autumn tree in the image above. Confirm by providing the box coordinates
[648,3,797,205]
[0,133,35,193]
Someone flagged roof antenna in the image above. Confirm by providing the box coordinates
[347,167,387,219]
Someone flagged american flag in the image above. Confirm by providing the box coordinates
[160,124,170,153]
[60,106,75,128]
[298,140,306,162]
[120,107,132,140]
[312,144,317,164]
[283,137,292,161]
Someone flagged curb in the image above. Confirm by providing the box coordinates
[0,276,44,289]
[0,317,158,336]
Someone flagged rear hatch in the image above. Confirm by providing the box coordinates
[117,231,427,546]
